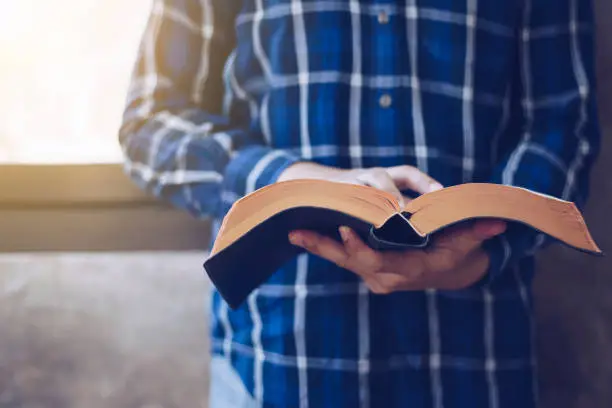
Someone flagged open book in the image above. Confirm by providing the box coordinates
[204,180,602,309]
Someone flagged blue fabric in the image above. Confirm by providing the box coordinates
[119,0,601,407]
[209,356,259,408]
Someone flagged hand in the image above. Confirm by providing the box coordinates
[277,162,443,206]
[288,220,507,293]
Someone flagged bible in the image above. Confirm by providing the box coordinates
[204,180,602,309]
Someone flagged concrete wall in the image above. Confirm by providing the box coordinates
[0,252,211,408]
[535,1,612,406]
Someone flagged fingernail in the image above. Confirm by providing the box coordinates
[494,221,507,235]
[289,232,303,246]
[475,221,506,238]
[339,226,351,242]
[429,182,443,192]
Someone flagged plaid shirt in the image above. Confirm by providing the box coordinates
[119,0,600,406]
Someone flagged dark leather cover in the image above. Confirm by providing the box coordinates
[203,207,427,309]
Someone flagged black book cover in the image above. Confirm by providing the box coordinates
[203,207,427,309]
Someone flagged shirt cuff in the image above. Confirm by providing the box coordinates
[472,224,548,288]
[222,144,301,198]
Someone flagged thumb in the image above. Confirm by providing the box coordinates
[355,169,405,207]
[471,219,507,240]
[385,165,443,195]
[434,220,506,255]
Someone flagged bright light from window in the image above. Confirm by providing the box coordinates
[0,0,152,164]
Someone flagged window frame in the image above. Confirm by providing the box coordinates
[0,164,211,252]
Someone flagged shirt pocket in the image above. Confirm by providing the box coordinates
[238,0,354,77]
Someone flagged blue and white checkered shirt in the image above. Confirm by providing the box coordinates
[119,0,600,406]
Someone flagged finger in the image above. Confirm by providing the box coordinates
[386,165,443,195]
[365,249,436,292]
[364,274,400,294]
[384,247,488,292]
[433,220,506,257]
[366,246,429,292]
[471,219,507,239]
[401,194,415,204]
[367,270,424,293]
[338,226,384,276]
[356,169,405,207]
[289,230,350,266]
[339,226,426,279]
[338,226,436,293]
[364,278,388,294]
[429,249,490,291]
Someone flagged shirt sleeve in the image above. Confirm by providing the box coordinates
[480,0,601,284]
[118,0,299,219]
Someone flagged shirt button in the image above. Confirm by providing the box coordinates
[377,11,389,24]
[379,94,392,108]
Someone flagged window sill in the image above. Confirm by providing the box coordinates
[0,164,210,252]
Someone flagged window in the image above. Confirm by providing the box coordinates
[0,0,151,164]
[0,1,211,252]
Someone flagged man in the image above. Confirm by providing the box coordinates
[119,0,600,406]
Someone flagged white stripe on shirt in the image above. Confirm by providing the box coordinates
[512,265,538,404]
[292,0,313,159]
[245,150,290,193]
[193,0,214,104]
[490,85,511,166]
[253,0,275,82]
[177,133,197,209]
[211,338,533,371]
[350,9,368,405]
[406,3,429,174]
[220,298,234,357]
[212,219,234,360]
[260,73,505,105]
[461,0,477,183]
[407,4,441,407]
[125,161,223,185]
[484,289,500,408]
[141,0,164,124]
[426,289,443,408]
[563,0,591,200]
[349,0,363,169]
[294,254,310,408]
[236,2,514,38]
[357,283,370,408]
[227,51,260,127]
[502,0,533,186]
[248,292,265,406]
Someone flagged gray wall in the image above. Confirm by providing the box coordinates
[535,0,612,406]
[0,252,211,408]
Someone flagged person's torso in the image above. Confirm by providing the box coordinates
[221,0,525,188]
[210,2,536,407]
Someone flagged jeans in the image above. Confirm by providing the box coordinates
[208,356,258,408]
